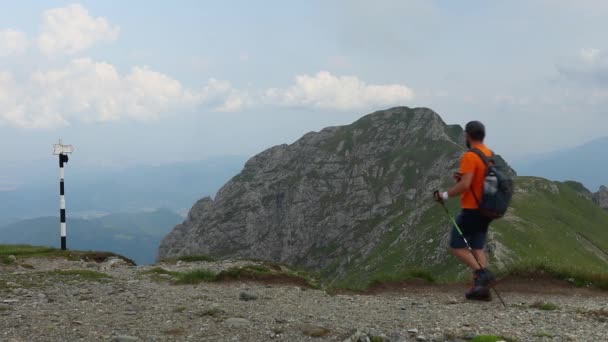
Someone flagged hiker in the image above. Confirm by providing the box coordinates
[434,121,496,301]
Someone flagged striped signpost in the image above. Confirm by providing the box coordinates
[53,140,73,250]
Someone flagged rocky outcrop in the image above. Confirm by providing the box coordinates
[593,185,608,210]
[158,107,513,277]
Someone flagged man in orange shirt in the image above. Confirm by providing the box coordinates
[434,121,495,301]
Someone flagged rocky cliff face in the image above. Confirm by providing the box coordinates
[159,108,470,268]
[594,185,608,210]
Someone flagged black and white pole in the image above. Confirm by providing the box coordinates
[53,140,73,250]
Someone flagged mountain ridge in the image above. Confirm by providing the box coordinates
[159,107,608,286]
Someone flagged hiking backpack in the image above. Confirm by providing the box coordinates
[469,148,514,219]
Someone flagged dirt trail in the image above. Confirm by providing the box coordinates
[1,257,607,342]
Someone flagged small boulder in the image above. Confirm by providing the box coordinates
[224,317,251,327]
[102,257,127,270]
[239,292,258,301]
[299,324,330,337]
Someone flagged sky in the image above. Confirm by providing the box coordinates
[1,1,608,188]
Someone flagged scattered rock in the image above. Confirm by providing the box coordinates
[1,248,607,341]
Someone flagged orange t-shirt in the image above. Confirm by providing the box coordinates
[460,143,492,209]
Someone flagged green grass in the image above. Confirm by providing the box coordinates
[217,265,271,280]
[471,335,515,342]
[142,267,218,284]
[172,306,187,313]
[0,245,61,257]
[51,269,111,281]
[196,307,224,317]
[534,332,554,338]
[173,269,217,284]
[1,255,15,265]
[0,244,135,265]
[530,301,560,311]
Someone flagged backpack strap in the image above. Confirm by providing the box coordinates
[467,148,494,209]
[469,148,493,166]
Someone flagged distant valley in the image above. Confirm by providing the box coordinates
[0,156,247,224]
[0,209,183,264]
[513,137,608,192]
[0,156,249,264]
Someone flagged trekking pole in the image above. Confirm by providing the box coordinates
[438,201,507,307]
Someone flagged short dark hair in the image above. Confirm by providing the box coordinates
[465,121,485,141]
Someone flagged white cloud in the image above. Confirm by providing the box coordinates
[580,48,600,63]
[0,29,28,56]
[200,78,249,112]
[557,48,608,87]
[38,4,120,56]
[0,58,242,129]
[264,71,414,111]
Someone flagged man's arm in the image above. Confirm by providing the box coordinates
[447,172,473,198]
[434,152,476,202]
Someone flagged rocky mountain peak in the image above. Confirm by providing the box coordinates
[158,107,468,270]
[594,185,608,210]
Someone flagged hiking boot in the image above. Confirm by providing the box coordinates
[478,268,496,287]
[465,285,491,301]
[465,269,492,301]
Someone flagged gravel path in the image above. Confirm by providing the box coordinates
[1,258,606,342]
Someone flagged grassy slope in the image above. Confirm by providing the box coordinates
[493,177,608,271]
[335,176,608,290]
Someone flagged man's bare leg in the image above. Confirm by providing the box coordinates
[450,248,482,270]
[451,248,488,270]
[472,249,488,269]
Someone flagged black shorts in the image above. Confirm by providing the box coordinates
[449,209,492,250]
